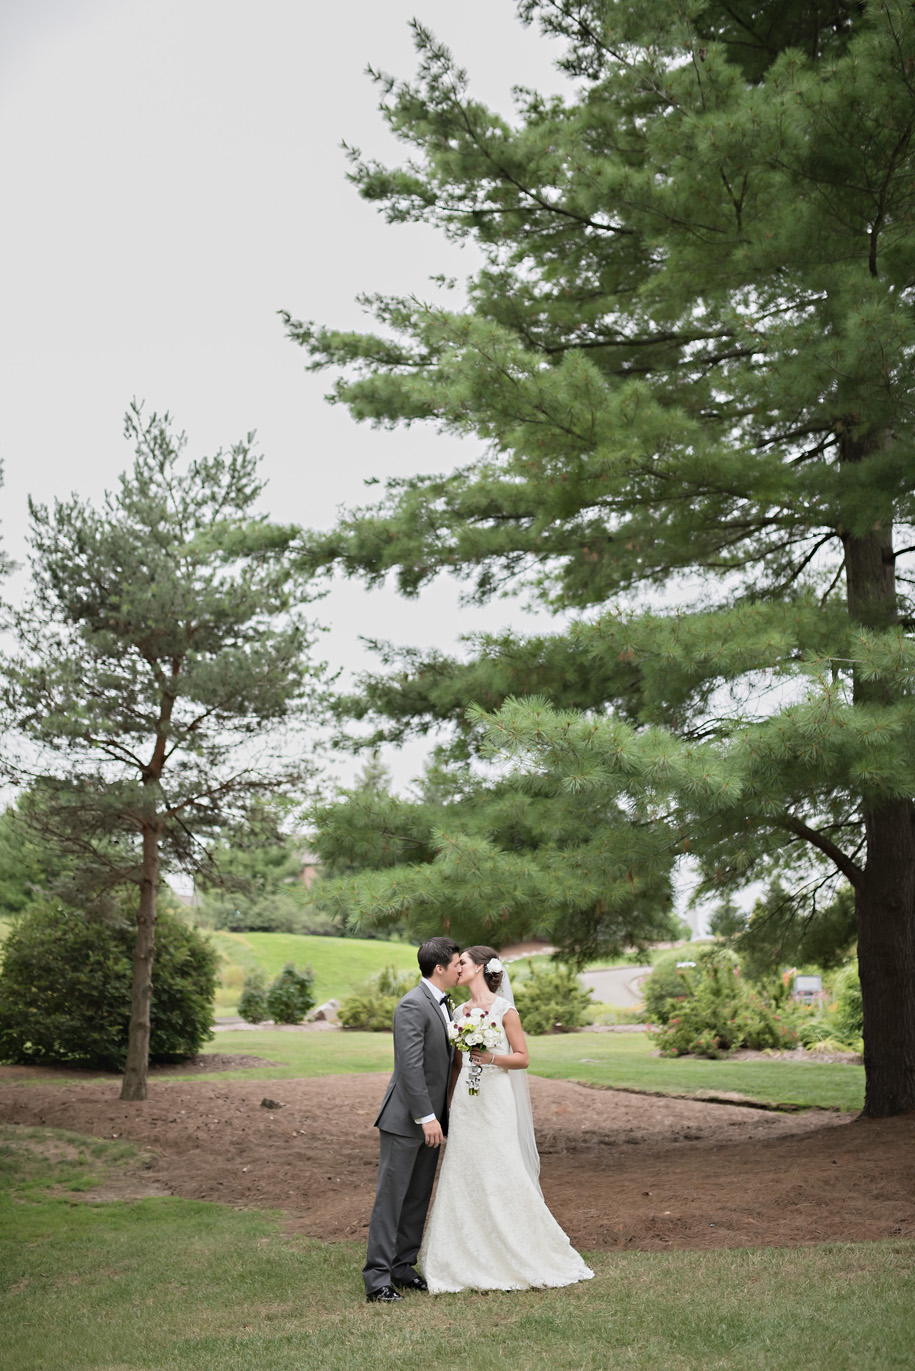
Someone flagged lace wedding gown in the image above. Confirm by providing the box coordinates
[419,996,594,1293]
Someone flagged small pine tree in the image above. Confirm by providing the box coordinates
[5,405,319,1098]
[709,896,747,939]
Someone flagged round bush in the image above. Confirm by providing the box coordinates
[339,966,420,1031]
[510,961,594,1035]
[265,963,315,1024]
[238,972,269,1024]
[0,902,218,1069]
[642,950,702,1025]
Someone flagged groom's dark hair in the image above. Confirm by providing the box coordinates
[417,937,460,977]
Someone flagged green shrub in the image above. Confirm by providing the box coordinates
[0,902,217,1069]
[787,961,862,1051]
[831,962,863,1044]
[642,951,702,1025]
[237,972,269,1024]
[339,965,420,1031]
[651,952,799,1057]
[374,965,421,998]
[510,960,594,1035]
[264,962,315,1024]
[795,1009,838,1047]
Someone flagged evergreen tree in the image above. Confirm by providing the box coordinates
[4,405,320,1100]
[310,761,676,955]
[737,882,858,979]
[708,896,747,941]
[286,1,915,1114]
[193,805,334,934]
[0,802,69,917]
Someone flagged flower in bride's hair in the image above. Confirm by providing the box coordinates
[485,957,503,974]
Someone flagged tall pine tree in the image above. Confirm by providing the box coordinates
[286,1,915,1115]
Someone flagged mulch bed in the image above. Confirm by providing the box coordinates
[2,1062,913,1252]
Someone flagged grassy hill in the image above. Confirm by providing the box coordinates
[209,931,420,1012]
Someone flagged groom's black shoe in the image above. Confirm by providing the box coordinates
[393,1272,429,1293]
[366,1285,403,1303]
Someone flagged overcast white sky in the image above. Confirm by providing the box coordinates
[1,0,572,784]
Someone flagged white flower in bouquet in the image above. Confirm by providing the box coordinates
[448,1011,502,1096]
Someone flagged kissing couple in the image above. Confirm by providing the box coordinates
[363,936,593,1300]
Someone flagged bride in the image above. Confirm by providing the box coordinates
[419,944,594,1293]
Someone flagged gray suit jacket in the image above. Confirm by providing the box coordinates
[374,981,453,1139]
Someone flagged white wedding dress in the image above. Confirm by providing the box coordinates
[419,996,594,1293]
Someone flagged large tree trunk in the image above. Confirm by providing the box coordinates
[843,433,915,1115]
[856,801,915,1116]
[120,822,160,1101]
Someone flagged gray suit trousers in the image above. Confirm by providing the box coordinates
[362,1130,440,1294]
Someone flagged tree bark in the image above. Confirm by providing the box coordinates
[856,802,915,1115]
[842,432,915,1115]
[119,822,159,1101]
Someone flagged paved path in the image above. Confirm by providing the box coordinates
[580,965,652,1007]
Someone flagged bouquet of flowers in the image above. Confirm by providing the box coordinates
[448,1008,502,1096]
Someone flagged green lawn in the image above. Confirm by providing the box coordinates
[203,1028,397,1079]
[1,1126,911,1371]
[4,1026,863,1113]
[530,1032,865,1114]
[191,1027,866,1111]
[210,932,420,1011]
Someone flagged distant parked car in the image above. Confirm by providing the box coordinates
[793,974,824,1003]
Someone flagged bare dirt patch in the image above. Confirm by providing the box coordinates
[154,1054,282,1073]
[1,1068,912,1252]
[1,1124,172,1203]
[54,1174,174,1202]
[728,1046,863,1065]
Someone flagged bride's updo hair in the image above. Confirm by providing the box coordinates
[463,945,504,992]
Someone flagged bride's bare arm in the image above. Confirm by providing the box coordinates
[469,1007,530,1070]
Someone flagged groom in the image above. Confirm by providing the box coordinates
[363,936,461,1302]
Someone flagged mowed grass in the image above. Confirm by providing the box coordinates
[4,1026,863,1112]
[201,1027,396,1079]
[190,1028,866,1111]
[0,1031,398,1088]
[1,1126,912,1371]
[210,932,420,1011]
[530,1032,866,1114]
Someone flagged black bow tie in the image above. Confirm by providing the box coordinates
[439,993,454,1013]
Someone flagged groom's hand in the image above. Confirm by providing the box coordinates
[422,1119,444,1148]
